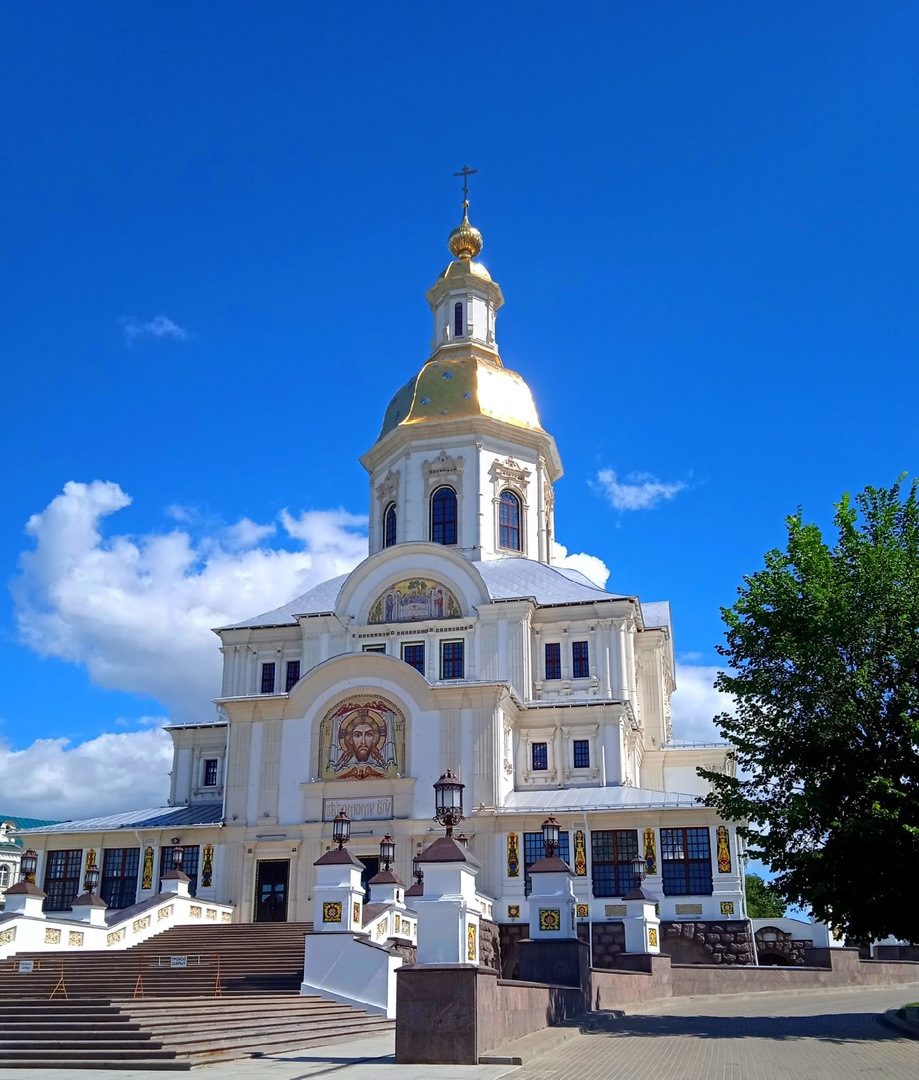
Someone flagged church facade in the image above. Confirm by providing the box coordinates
[16,198,750,965]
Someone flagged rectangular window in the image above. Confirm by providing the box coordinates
[524,830,570,896]
[43,849,83,910]
[285,660,300,692]
[363,643,386,653]
[572,640,590,678]
[203,758,219,787]
[402,643,425,675]
[573,739,590,769]
[160,846,200,896]
[661,827,713,896]
[260,662,276,694]
[591,829,639,897]
[531,742,548,771]
[544,642,561,680]
[440,640,464,679]
[100,847,140,909]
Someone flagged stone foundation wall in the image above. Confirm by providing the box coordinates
[661,921,755,965]
[577,921,626,967]
[479,919,501,971]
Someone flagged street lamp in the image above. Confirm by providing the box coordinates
[411,854,424,886]
[171,844,185,871]
[332,809,351,850]
[85,863,101,895]
[630,853,646,886]
[20,849,37,883]
[379,834,395,872]
[433,770,465,838]
[541,816,561,858]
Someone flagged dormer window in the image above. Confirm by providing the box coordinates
[499,490,521,550]
[384,502,397,548]
[454,301,463,337]
[431,486,457,545]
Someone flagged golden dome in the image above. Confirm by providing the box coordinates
[376,355,544,442]
[447,204,483,260]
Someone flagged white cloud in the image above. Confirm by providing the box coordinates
[551,540,610,589]
[670,662,736,744]
[121,315,189,345]
[594,468,686,511]
[0,727,173,819]
[12,481,369,723]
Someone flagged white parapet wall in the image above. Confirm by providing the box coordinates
[301,931,403,1019]
[0,892,235,960]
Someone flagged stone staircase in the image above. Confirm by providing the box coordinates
[0,923,394,1068]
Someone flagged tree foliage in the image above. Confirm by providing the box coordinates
[744,874,786,919]
[701,479,919,942]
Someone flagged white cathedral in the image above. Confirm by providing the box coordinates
[16,195,747,963]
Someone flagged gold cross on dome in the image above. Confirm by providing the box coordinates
[453,164,478,203]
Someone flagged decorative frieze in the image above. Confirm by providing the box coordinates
[44,928,61,945]
[106,929,126,946]
[133,916,151,933]
[68,931,84,947]
[157,905,173,921]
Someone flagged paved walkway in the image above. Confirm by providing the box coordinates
[0,984,915,1079]
[516,983,919,1080]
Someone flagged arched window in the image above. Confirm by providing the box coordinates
[454,302,463,338]
[431,487,458,545]
[499,490,521,550]
[383,502,397,548]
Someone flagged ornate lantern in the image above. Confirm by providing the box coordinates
[412,854,424,885]
[379,834,396,871]
[630,853,646,884]
[542,815,561,858]
[20,849,38,883]
[171,844,185,871]
[332,809,351,850]
[433,770,465,838]
[85,863,101,895]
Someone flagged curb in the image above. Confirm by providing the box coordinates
[878,1009,919,1040]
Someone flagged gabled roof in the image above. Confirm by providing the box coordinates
[13,804,223,836]
[1,816,60,850]
[217,558,639,631]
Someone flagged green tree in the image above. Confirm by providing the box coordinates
[701,479,919,942]
[744,873,786,919]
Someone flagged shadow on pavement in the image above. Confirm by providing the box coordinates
[585,1011,906,1044]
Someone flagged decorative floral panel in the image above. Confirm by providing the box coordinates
[141,847,154,891]
[319,694,405,781]
[507,833,520,877]
[717,826,732,874]
[368,578,461,624]
[45,928,62,944]
[132,917,151,932]
[467,923,477,961]
[0,927,16,945]
[720,901,735,916]
[643,828,657,876]
[648,927,658,948]
[352,901,361,925]
[201,843,214,888]
[68,931,84,947]
[190,905,202,919]
[106,929,125,946]
[323,901,342,924]
[538,908,561,932]
[376,920,387,940]
[394,914,401,934]
[221,911,231,923]
[157,905,173,921]
[573,830,587,876]
[206,908,217,921]
[507,904,521,919]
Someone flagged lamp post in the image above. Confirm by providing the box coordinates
[433,770,465,839]
[332,809,351,850]
[541,816,561,859]
[20,849,37,884]
[171,844,185,871]
[379,834,395,872]
[85,863,101,895]
[630,853,646,887]
[411,854,424,886]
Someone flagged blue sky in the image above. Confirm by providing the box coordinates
[1,2,917,817]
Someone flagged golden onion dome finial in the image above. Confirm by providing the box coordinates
[448,165,483,260]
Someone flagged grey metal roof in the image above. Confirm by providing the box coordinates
[218,574,349,629]
[475,559,627,606]
[495,786,700,813]
[220,558,631,632]
[639,600,671,630]
[14,804,224,836]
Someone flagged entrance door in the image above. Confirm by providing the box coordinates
[254,859,290,922]
[360,856,380,901]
